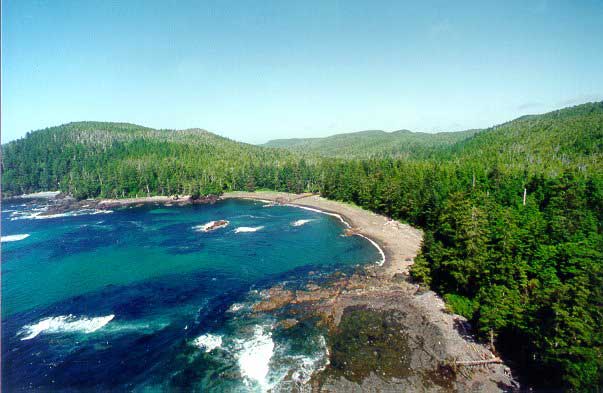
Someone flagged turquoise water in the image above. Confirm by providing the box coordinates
[1,199,379,391]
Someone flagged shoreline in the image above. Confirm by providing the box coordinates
[283,202,387,266]
[7,191,405,272]
[283,203,388,267]
[13,191,517,390]
[221,191,421,277]
[96,195,199,208]
[5,194,216,217]
[221,192,517,391]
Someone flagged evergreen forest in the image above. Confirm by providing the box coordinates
[3,102,602,389]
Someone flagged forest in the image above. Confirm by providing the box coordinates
[263,128,478,159]
[2,102,602,389]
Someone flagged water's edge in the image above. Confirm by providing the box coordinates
[3,192,518,391]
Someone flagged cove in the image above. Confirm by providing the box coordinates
[1,198,380,391]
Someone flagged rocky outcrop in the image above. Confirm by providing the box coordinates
[278,318,299,329]
[97,195,192,208]
[190,194,220,204]
[221,192,517,391]
[253,268,518,391]
[206,220,229,231]
[252,287,295,312]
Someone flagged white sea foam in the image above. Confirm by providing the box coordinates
[19,314,115,340]
[193,220,229,232]
[1,234,30,242]
[235,325,275,391]
[10,209,113,221]
[234,226,264,233]
[291,335,330,384]
[284,204,386,265]
[232,214,261,219]
[227,303,247,313]
[289,354,328,385]
[291,219,314,227]
[9,211,42,220]
[267,334,329,389]
[355,233,386,266]
[193,333,223,353]
[284,204,350,228]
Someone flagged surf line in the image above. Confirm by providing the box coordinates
[282,203,386,266]
[353,233,386,266]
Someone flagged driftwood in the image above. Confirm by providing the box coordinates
[453,358,503,367]
[440,356,504,379]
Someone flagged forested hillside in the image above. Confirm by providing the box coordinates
[440,102,603,174]
[264,128,478,158]
[1,122,318,199]
[2,103,602,389]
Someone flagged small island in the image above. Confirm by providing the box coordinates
[193,220,230,232]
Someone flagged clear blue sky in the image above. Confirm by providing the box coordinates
[2,0,603,144]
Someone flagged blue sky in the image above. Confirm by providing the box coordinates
[2,0,603,144]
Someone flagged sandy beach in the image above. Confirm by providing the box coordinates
[222,191,423,276]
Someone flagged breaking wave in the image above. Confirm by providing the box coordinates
[1,234,30,242]
[193,333,223,353]
[234,324,275,391]
[227,302,248,313]
[101,319,170,335]
[354,233,386,266]
[290,335,330,385]
[283,204,350,228]
[291,219,314,227]
[227,322,329,391]
[10,209,113,221]
[18,314,115,340]
[283,204,386,265]
[234,226,264,233]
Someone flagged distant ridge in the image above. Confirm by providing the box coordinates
[3,101,602,198]
[264,128,478,159]
[263,102,603,160]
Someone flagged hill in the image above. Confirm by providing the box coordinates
[264,128,478,158]
[264,102,603,171]
[441,101,603,174]
[1,121,315,199]
[5,103,601,199]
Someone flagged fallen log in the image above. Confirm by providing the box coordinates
[453,358,503,367]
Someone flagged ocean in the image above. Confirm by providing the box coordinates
[1,198,380,391]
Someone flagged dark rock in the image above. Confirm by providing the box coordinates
[279,318,299,329]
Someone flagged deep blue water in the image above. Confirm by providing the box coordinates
[1,199,380,391]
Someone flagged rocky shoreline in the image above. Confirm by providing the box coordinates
[221,191,518,392]
[3,193,219,217]
[9,190,518,391]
